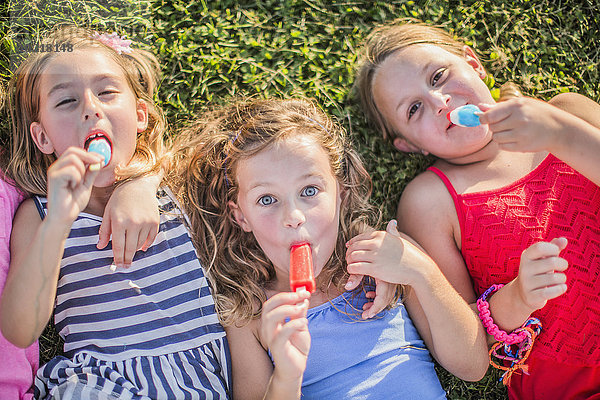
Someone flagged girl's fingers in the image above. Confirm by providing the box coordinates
[531,283,568,301]
[269,317,310,355]
[97,214,112,250]
[364,295,387,319]
[111,223,126,268]
[141,224,159,251]
[527,270,568,290]
[264,302,308,325]
[62,146,104,167]
[523,241,563,261]
[346,262,374,277]
[344,274,364,291]
[136,226,151,252]
[345,229,378,248]
[550,237,568,251]
[262,301,309,344]
[122,228,138,267]
[477,101,512,125]
[82,166,100,190]
[385,220,401,237]
[346,235,379,251]
[364,291,376,299]
[263,292,310,313]
[523,256,569,278]
[345,249,374,264]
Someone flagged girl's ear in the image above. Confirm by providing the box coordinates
[30,122,55,154]
[228,200,252,232]
[392,137,419,153]
[463,45,487,80]
[136,100,149,133]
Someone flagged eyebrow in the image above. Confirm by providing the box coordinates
[47,73,121,98]
[394,61,434,112]
[247,172,326,192]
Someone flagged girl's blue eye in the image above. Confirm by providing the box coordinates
[258,195,276,206]
[408,102,421,119]
[302,186,318,197]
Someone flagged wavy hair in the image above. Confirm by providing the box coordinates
[5,25,166,195]
[169,98,388,327]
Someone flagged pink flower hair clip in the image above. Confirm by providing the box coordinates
[92,32,133,55]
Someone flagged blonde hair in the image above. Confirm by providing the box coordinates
[5,25,166,195]
[356,20,519,142]
[170,98,389,326]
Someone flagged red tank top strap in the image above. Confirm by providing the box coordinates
[426,166,467,244]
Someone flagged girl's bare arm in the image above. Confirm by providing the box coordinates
[0,199,67,347]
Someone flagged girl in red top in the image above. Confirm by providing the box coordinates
[354,20,600,400]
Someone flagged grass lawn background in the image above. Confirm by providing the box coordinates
[1,0,599,398]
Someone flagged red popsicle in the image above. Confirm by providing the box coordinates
[289,243,316,293]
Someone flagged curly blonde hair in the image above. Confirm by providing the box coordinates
[170,98,390,327]
[5,25,166,195]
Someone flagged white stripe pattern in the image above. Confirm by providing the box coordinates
[34,188,230,399]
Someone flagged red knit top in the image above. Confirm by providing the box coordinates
[428,153,600,398]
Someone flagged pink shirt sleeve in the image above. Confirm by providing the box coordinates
[0,177,38,400]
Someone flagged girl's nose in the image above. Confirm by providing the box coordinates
[284,205,306,229]
[431,91,451,114]
[82,91,101,121]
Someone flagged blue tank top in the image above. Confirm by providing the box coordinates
[301,289,446,399]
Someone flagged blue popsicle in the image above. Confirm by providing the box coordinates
[85,137,112,167]
[447,104,482,127]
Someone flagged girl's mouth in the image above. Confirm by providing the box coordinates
[84,131,113,167]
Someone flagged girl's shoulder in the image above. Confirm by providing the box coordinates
[397,167,460,247]
[12,197,41,222]
[398,167,455,219]
[10,198,43,250]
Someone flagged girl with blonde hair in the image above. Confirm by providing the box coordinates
[0,26,230,399]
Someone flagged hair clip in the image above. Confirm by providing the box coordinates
[92,32,133,55]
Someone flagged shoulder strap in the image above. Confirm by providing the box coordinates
[427,166,459,199]
[32,196,46,220]
[426,166,466,245]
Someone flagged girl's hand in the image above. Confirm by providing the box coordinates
[98,174,161,268]
[514,237,569,313]
[346,220,434,288]
[260,291,311,381]
[46,147,103,227]
[359,280,396,320]
[479,97,571,153]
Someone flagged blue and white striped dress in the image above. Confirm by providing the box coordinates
[33,188,230,399]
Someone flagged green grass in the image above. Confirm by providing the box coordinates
[1,0,599,398]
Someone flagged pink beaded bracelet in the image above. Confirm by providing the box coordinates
[476,284,530,345]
